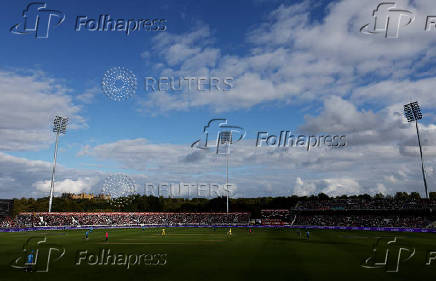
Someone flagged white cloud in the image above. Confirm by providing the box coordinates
[0,152,103,199]
[139,0,436,113]
[3,1,436,199]
[369,183,388,195]
[32,178,95,194]
[352,77,436,108]
[77,133,436,198]
[76,87,99,104]
[293,177,317,196]
[300,96,436,151]
[0,69,86,151]
[293,177,361,197]
[321,178,362,196]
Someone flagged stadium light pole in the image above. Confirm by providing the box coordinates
[219,131,232,213]
[404,102,429,199]
[48,116,68,212]
[226,152,229,213]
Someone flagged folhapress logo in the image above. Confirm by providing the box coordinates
[10,236,65,272]
[191,119,246,155]
[361,237,415,272]
[10,2,65,39]
[361,2,414,38]
[10,3,167,39]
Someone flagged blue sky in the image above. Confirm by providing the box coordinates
[1,0,436,199]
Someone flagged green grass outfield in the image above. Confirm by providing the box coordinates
[0,227,435,281]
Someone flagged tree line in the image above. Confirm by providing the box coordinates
[10,191,436,217]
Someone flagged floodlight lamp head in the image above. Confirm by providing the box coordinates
[404,101,422,122]
[53,116,68,134]
[219,131,232,144]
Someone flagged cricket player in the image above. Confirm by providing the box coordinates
[25,250,34,272]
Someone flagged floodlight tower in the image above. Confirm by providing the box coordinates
[404,102,429,199]
[218,131,232,213]
[48,116,68,212]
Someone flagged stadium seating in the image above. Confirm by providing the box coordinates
[3,212,250,228]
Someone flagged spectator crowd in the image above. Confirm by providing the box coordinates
[0,212,250,228]
[2,197,435,229]
[294,198,436,211]
[293,214,427,228]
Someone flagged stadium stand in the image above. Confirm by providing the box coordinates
[0,199,13,228]
[5,212,250,228]
[260,209,291,225]
[2,197,435,229]
[0,199,13,217]
[293,214,427,228]
[294,198,436,210]
[260,198,436,228]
